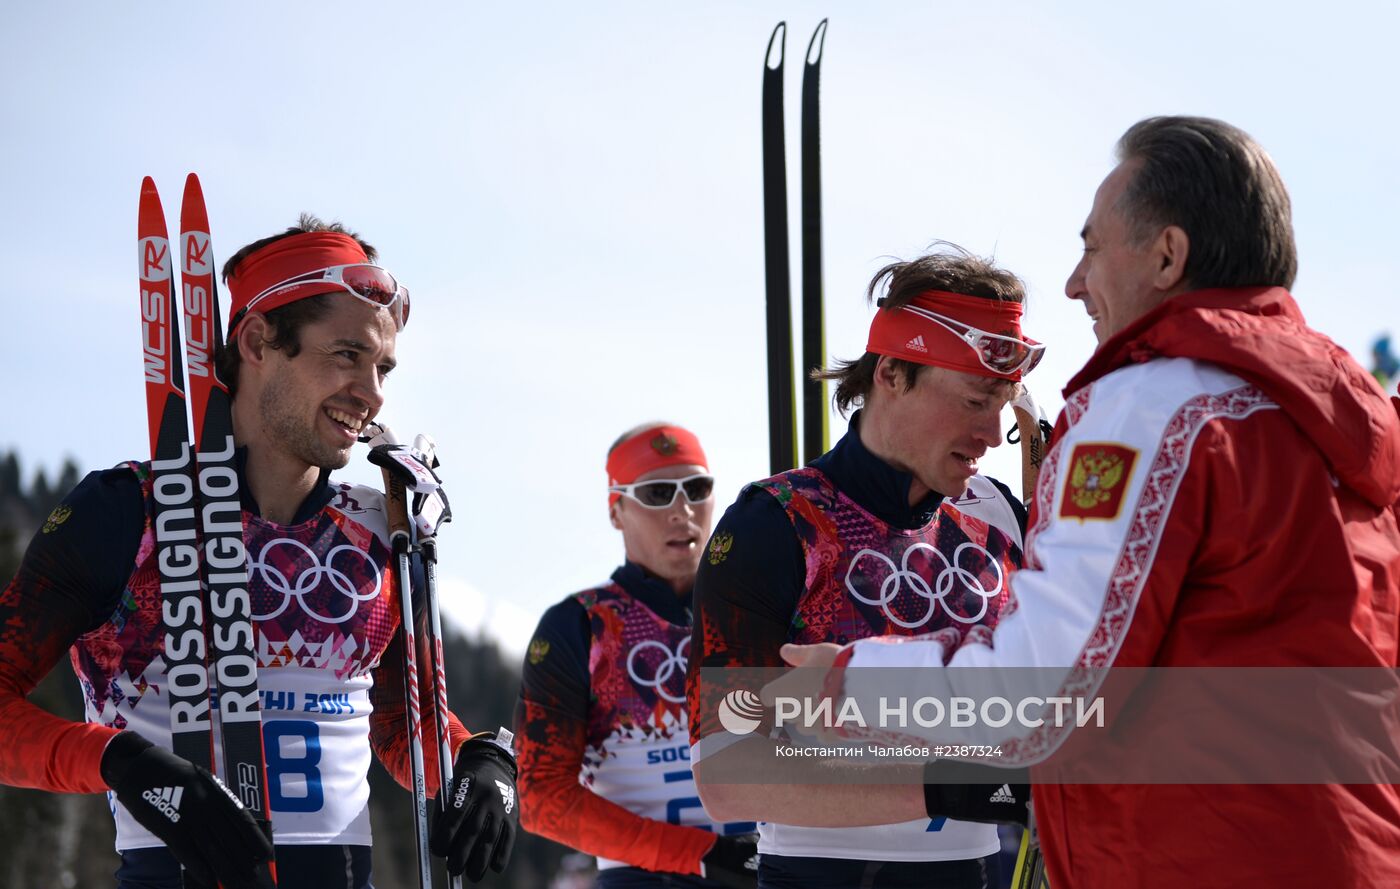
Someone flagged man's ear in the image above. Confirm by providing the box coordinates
[235,313,274,369]
[609,499,623,531]
[1153,225,1190,293]
[873,354,903,395]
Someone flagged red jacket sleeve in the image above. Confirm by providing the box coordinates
[0,569,118,792]
[0,471,143,793]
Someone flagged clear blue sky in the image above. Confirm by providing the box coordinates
[3,1,1395,657]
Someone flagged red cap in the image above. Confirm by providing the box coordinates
[606,425,709,505]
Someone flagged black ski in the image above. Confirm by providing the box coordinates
[762,21,798,474]
[801,19,829,464]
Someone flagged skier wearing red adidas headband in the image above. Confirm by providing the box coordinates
[515,423,761,888]
[687,248,1039,889]
[0,215,518,888]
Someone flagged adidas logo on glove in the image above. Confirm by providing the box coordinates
[495,779,516,815]
[989,784,1017,805]
[141,786,185,823]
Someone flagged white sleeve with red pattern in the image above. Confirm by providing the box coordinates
[836,358,1278,760]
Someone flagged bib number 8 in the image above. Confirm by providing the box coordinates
[264,720,324,813]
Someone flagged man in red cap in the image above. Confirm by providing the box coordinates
[686,249,1039,889]
[0,214,517,888]
[769,117,1400,887]
[516,422,761,888]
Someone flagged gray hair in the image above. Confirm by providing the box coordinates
[1116,116,1297,290]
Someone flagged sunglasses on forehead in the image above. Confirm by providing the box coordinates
[248,263,411,330]
[609,474,716,509]
[897,303,1045,376]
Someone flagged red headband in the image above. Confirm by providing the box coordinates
[867,290,1030,381]
[225,231,369,334]
[606,425,708,505]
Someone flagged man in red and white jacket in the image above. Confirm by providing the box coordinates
[769,116,1400,887]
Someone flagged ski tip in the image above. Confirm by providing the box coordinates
[181,172,210,232]
[183,172,204,200]
[138,177,167,231]
[766,22,786,70]
[806,20,828,66]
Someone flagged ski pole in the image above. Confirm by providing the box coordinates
[1010,386,1052,506]
[1009,390,1051,889]
[365,423,433,889]
[408,434,461,889]
[417,536,461,889]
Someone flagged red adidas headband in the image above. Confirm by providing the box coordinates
[606,425,709,506]
[866,290,1039,381]
[225,231,370,335]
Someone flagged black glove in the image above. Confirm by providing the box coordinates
[700,832,759,889]
[101,731,274,889]
[429,731,519,880]
[922,759,1030,825]
[924,781,1030,826]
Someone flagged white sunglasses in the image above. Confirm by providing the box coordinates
[609,474,716,509]
[898,304,1045,376]
[243,263,410,331]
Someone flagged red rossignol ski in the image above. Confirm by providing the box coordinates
[140,179,219,889]
[140,178,214,773]
[179,174,278,886]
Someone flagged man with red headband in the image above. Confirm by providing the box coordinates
[686,249,1037,889]
[768,117,1400,887]
[515,422,760,888]
[0,214,517,888]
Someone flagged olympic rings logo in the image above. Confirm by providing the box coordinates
[248,538,383,625]
[626,636,689,704]
[844,541,1003,629]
